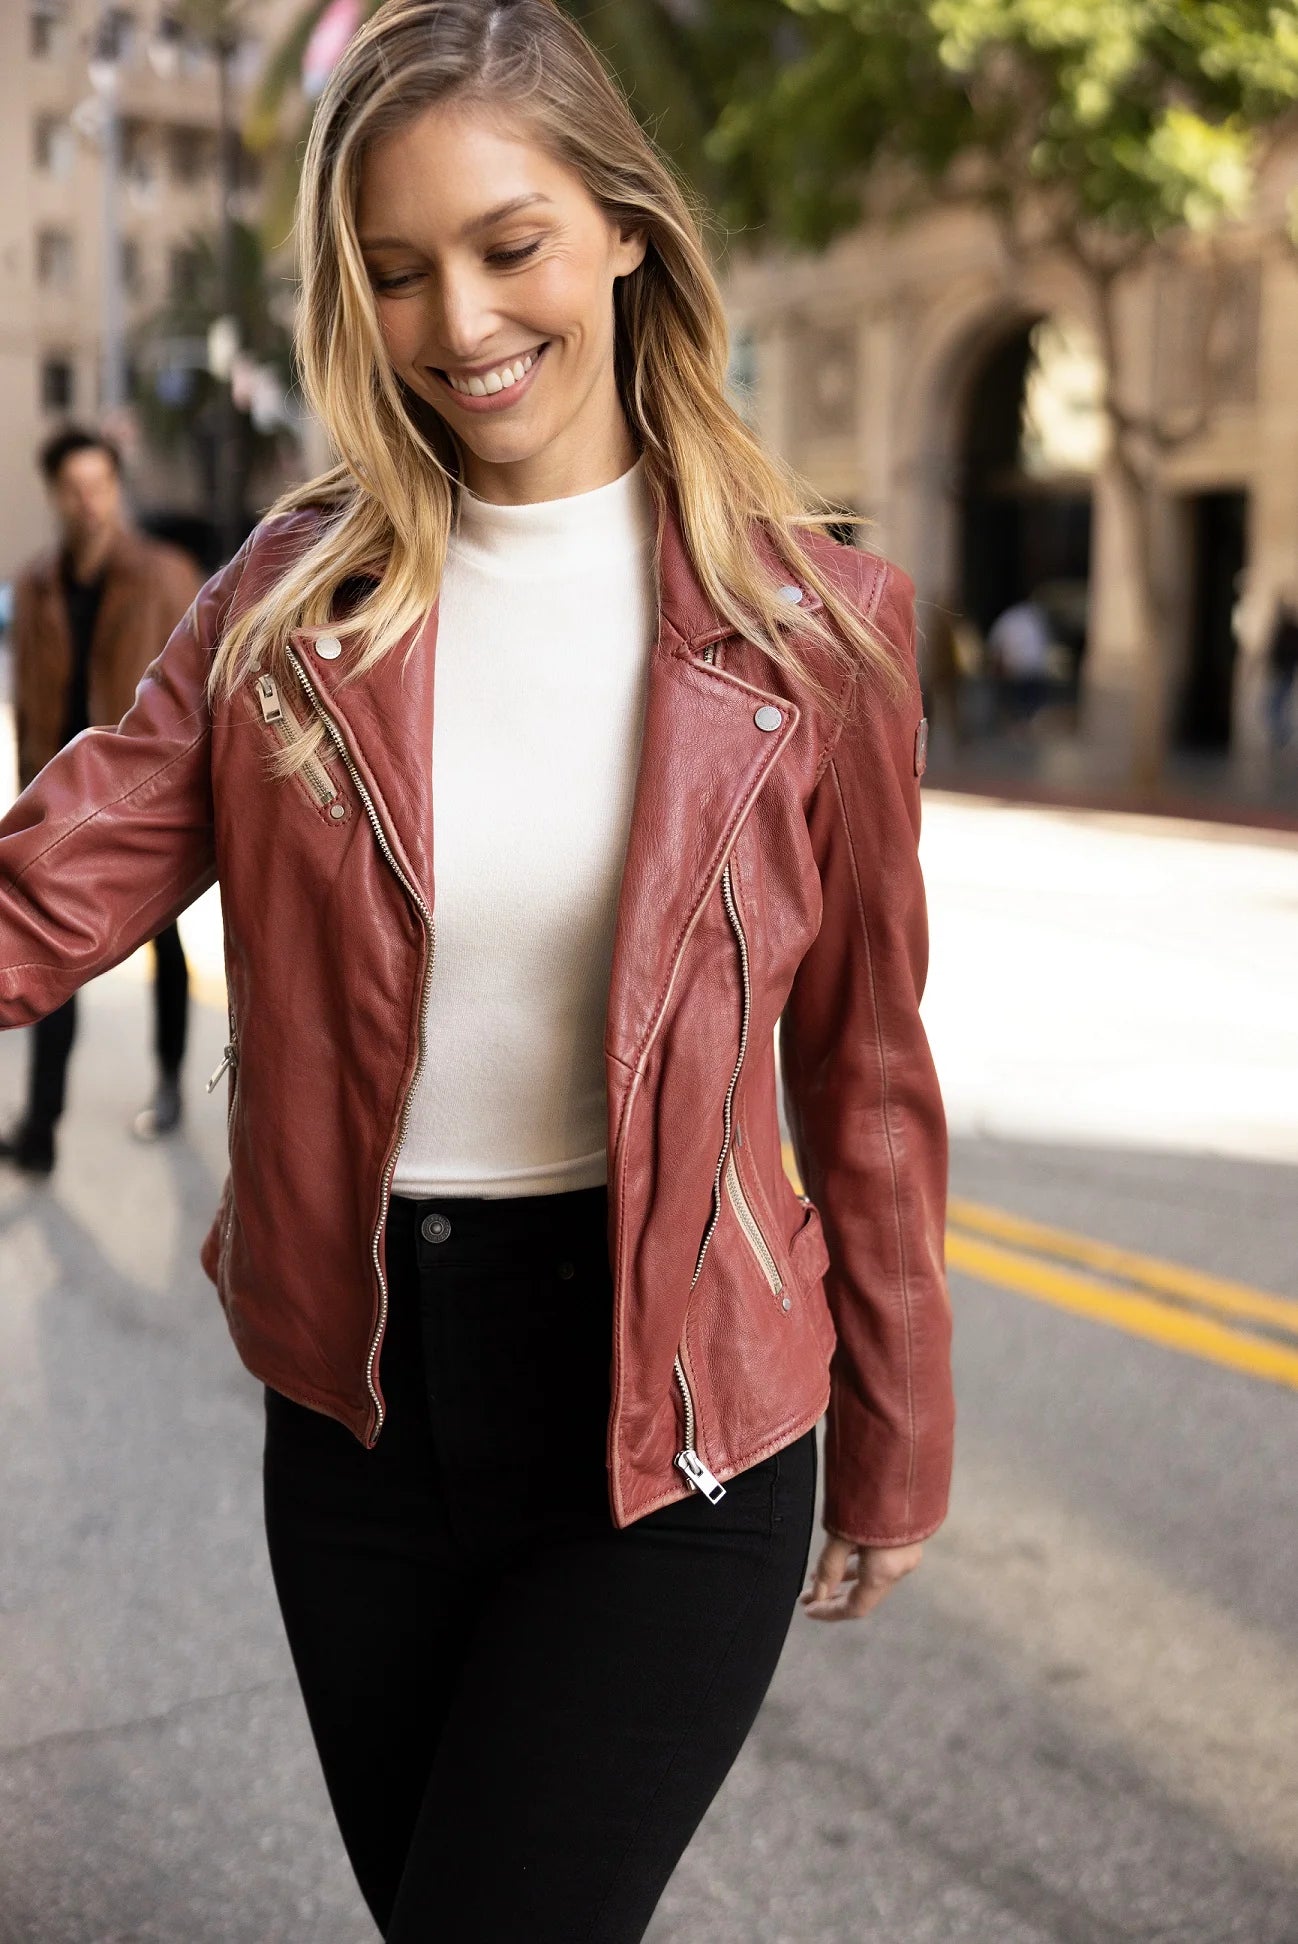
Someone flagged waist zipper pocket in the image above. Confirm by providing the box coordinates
[724,1150,784,1297]
[253,673,346,816]
[206,1017,239,1126]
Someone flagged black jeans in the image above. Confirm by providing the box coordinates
[263,1183,818,1943]
[24,921,189,1131]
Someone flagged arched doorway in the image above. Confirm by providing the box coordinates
[958,316,1099,724]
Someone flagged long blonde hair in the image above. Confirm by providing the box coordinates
[210,0,904,761]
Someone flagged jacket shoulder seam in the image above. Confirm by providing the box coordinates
[809,551,891,788]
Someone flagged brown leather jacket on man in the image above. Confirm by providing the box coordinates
[0,498,954,1548]
[12,526,203,789]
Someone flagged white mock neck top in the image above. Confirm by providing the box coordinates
[391,455,658,1199]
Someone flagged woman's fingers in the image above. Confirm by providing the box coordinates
[801,1540,924,1623]
[799,1533,854,1608]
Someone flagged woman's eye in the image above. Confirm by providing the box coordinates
[487,240,541,267]
[373,271,420,293]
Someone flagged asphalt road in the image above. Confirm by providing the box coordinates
[0,791,1294,1943]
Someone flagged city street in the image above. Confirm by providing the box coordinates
[0,782,1295,1943]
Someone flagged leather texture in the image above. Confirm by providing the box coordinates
[0,492,953,1546]
[12,528,204,789]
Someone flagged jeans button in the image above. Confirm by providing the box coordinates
[420,1212,452,1244]
[557,1259,576,1280]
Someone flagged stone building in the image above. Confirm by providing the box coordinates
[721,170,1298,768]
[0,0,298,578]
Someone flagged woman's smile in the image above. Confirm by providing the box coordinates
[430,338,552,411]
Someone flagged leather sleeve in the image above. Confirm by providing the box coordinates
[779,557,954,1548]
[0,546,248,1028]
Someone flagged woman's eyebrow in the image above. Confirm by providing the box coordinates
[360,193,553,252]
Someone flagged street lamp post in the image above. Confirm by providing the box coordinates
[89,2,129,416]
[213,22,243,563]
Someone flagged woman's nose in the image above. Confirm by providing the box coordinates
[433,274,501,365]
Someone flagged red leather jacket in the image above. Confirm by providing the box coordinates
[0,496,953,1545]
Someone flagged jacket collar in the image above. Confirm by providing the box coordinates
[285,488,817,1063]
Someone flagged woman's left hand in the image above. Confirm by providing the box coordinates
[799,1535,924,1622]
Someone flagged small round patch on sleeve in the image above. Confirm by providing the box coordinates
[914,716,929,777]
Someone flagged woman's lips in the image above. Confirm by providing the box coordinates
[431,340,550,413]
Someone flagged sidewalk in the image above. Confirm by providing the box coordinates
[924,722,1298,836]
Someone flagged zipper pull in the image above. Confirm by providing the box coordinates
[206,1044,237,1093]
[675,1449,727,1503]
[256,674,284,724]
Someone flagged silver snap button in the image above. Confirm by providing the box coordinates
[557,1259,575,1280]
[781,1295,792,1312]
[754,704,783,732]
[314,634,343,660]
[777,584,804,604]
[328,802,346,820]
[420,1212,452,1244]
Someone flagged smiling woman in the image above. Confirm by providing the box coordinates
[207,0,909,736]
[356,105,646,476]
[0,0,953,1937]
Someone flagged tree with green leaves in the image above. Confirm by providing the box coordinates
[702,0,1298,783]
[132,219,298,545]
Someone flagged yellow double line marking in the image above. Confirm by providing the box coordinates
[780,1144,1298,1391]
[949,1199,1298,1391]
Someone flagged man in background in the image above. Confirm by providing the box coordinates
[1264,586,1298,753]
[0,427,203,1177]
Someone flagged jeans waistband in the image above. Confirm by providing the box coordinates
[388,1182,609,1267]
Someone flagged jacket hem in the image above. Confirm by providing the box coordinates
[229,1334,372,1443]
[614,1379,831,1529]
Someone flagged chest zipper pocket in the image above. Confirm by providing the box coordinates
[253,673,348,820]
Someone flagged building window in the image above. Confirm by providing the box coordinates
[41,356,75,411]
[30,3,66,58]
[36,228,75,291]
[121,236,143,297]
[34,114,75,178]
[102,6,138,64]
[168,124,210,186]
[121,120,158,194]
[169,242,202,303]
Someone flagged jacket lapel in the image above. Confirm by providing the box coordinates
[284,486,819,1073]
[604,494,815,1070]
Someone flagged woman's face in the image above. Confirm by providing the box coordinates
[356,103,646,502]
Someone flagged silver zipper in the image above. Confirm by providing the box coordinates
[206,1046,235,1093]
[670,635,769,1503]
[207,1010,239,1125]
[255,673,341,810]
[285,646,436,1441]
[210,1007,241,1276]
[725,1150,783,1294]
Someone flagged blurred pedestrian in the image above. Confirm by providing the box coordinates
[987,594,1055,730]
[0,3,953,1936]
[0,427,202,1176]
[1264,587,1298,753]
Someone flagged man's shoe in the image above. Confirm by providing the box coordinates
[0,1120,56,1177]
[132,1075,183,1143]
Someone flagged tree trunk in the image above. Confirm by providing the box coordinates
[1091,272,1171,794]
[1107,445,1168,793]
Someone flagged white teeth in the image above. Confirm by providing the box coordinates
[447,348,538,396]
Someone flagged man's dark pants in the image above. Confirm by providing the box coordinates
[24,922,189,1133]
